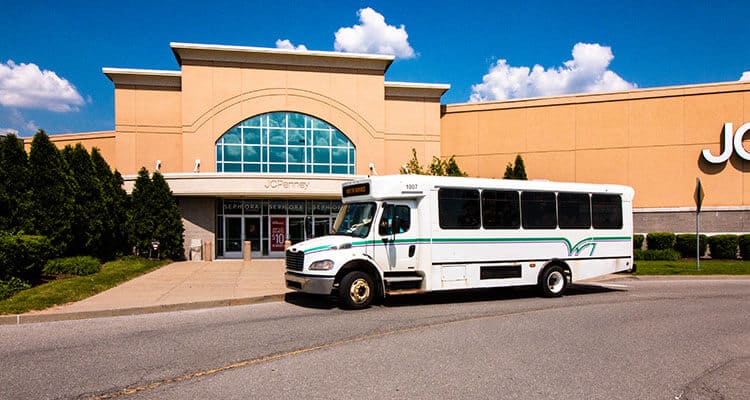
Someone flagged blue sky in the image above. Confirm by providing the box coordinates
[1,0,748,136]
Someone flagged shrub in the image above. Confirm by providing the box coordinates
[675,234,708,258]
[740,235,750,260]
[0,232,55,282]
[633,234,644,250]
[43,256,101,276]
[634,249,681,261]
[646,232,676,250]
[708,235,739,259]
[0,277,31,300]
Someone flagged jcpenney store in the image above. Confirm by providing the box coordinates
[42,41,750,259]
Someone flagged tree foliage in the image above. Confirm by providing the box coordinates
[27,130,75,255]
[92,148,129,259]
[62,144,106,257]
[128,169,185,260]
[503,154,528,180]
[402,148,467,177]
[0,134,31,232]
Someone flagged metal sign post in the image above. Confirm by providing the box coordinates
[694,178,705,271]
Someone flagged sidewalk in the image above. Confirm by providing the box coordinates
[0,259,290,325]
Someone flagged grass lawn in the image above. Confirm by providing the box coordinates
[0,257,167,315]
[635,259,750,275]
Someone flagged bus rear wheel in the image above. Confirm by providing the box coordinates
[539,265,568,297]
[340,271,374,309]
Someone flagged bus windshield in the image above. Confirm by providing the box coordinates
[332,202,376,238]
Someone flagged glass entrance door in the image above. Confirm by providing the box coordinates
[245,217,262,258]
[224,216,243,258]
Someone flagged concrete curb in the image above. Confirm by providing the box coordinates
[0,293,287,326]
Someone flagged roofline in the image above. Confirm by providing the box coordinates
[385,81,451,99]
[445,79,750,112]
[170,42,394,73]
[102,68,182,88]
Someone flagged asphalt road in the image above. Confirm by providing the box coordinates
[0,277,748,400]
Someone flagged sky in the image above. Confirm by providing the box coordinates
[1,0,749,136]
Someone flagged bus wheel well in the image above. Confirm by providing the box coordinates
[538,260,572,285]
[335,260,383,299]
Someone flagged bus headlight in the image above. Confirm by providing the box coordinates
[309,260,334,271]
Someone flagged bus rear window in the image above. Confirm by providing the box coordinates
[592,194,623,229]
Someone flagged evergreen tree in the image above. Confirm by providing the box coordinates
[503,154,528,180]
[0,134,30,232]
[91,148,129,259]
[150,172,185,260]
[27,130,75,255]
[62,144,106,256]
[512,154,528,180]
[128,167,155,256]
[503,162,515,179]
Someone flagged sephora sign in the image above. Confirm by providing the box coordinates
[702,122,750,163]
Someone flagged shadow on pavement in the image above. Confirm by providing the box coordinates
[284,292,339,310]
[285,283,623,310]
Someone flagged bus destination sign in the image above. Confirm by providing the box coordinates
[342,183,370,198]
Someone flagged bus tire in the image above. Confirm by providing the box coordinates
[539,265,568,297]
[340,271,374,309]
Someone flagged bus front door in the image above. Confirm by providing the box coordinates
[371,202,418,271]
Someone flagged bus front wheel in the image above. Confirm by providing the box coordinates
[539,265,568,297]
[340,271,374,309]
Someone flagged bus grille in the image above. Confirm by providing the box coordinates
[286,250,304,271]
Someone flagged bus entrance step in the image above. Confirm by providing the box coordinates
[385,276,423,291]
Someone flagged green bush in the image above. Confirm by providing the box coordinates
[675,234,708,258]
[0,232,55,282]
[646,233,676,250]
[43,256,101,276]
[634,249,681,261]
[708,235,739,259]
[740,235,750,260]
[0,277,31,300]
[633,235,644,250]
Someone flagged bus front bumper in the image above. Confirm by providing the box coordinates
[285,272,335,295]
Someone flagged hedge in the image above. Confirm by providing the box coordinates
[708,235,739,259]
[675,234,708,258]
[740,235,750,260]
[646,232,676,250]
[0,277,31,300]
[0,232,55,282]
[633,234,644,250]
[43,256,101,276]
[634,249,681,261]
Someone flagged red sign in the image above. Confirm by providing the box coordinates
[270,218,287,252]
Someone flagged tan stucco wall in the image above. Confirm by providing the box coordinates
[28,131,116,163]
[441,82,750,209]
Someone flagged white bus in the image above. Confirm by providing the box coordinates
[285,175,634,309]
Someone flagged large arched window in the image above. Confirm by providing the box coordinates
[216,112,355,175]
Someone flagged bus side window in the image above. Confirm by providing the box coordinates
[379,205,411,235]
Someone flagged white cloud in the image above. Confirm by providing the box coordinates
[275,39,308,51]
[470,43,636,101]
[741,71,750,81]
[334,7,415,59]
[0,60,84,112]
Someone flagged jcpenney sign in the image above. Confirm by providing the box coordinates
[702,122,750,163]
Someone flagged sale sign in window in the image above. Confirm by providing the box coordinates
[271,217,287,252]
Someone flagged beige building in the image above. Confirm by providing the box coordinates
[39,42,750,258]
